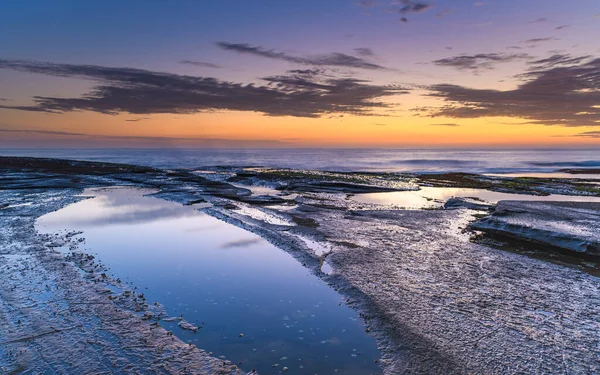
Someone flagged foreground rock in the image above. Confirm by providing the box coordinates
[443,197,492,211]
[208,187,600,374]
[3,157,600,374]
[471,201,600,257]
[0,159,251,374]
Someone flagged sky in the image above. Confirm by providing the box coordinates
[0,0,599,148]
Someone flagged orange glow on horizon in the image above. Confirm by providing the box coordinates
[0,107,598,148]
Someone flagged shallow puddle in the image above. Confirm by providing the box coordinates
[353,186,600,209]
[36,187,382,375]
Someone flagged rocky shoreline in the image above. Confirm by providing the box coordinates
[1,156,600,374]
[471,201,600,258]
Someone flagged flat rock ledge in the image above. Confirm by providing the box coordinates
[471,201,600,257]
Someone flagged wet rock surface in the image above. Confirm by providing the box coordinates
[219,199,600,374]
[415,172,600,196]
[223,167,417,193]
[206,169,600,374]
[0,159,251,374]
[2,156,600,374]
[443,197,492,211]
[471,201,600,257]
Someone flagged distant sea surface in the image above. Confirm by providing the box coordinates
[2,148,600,175]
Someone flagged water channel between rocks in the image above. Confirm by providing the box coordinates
[36,187,382,375]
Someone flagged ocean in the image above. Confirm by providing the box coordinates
[1,148,599,175]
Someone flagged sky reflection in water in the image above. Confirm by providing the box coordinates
[37,187,381,375]
[353,186,600,209]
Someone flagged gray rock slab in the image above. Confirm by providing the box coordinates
[472,201,600,256]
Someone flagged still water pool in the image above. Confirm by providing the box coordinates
[36,187,382,375]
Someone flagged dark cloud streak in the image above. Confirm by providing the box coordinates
[430,123,459,127]
[573,131,600,138]
[398,1,431,14]
[425,55,600,127]
[433,53,531,72]
[0,59,406,118]
[216,42,390,70]
[528,54,591,68]
[354,47,375,57]
[0,127,284,145]
[179,60,222,69]
[0,128,88,136]
[520,37,558,44]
